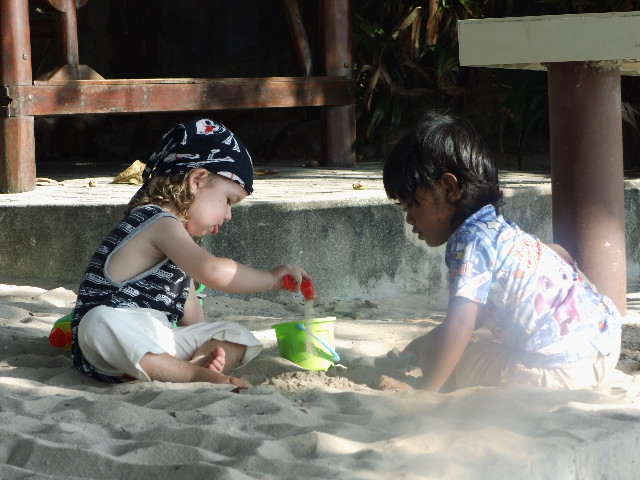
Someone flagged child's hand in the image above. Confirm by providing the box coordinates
[378,375,414,391]
[270,265,312,293]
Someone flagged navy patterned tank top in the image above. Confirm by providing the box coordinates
[71,205,191,382]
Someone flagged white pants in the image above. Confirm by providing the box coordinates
[77,306,263,381]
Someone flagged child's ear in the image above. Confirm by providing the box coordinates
[188,168,210,191]
[439,173,462,202]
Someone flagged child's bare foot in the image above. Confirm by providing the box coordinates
[190,340,246,374]
[189,346,226,372]
[187,348,246,388]
[207,346,226,373]
[190,364,247,388]
[378,375,414,391]
[141,352,248,387]
[227,375,248,388]
[190,367,248,389]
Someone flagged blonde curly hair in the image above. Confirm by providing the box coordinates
[127,173,195,222]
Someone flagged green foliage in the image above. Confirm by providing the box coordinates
[353,0,508,157]
[498,73,549,170]
[353,0,640,164]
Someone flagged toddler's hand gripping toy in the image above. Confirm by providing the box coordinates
[283,275,316,300]
[49,311,74,350]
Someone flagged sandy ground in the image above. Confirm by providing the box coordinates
[3,278,640,479]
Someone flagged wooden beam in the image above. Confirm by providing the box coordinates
[0,117,35,193]
[280,0,313,76]
[321,0,356,167]
[37,0,89,12]
[1,0,33,85]
[1,0,36,193]
[458,12,640,73]
[55,0,80,78]
[5,77,354,116]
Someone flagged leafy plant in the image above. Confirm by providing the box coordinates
[353,0,509,157]
[352,0,640,164]
[498,73,549,170]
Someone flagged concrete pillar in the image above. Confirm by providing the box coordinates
[548,61,627,315]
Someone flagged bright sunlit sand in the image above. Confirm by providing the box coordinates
[3,279,640,479]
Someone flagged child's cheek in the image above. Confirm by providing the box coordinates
[184,220,200,237]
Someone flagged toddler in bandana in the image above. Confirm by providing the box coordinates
[70,118,311,387]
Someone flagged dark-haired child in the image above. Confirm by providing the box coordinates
[379,111,622,392]
[71,118,311,387]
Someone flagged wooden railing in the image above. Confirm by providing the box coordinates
[0,0,355,193]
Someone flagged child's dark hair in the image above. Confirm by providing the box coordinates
[384,111,503,228]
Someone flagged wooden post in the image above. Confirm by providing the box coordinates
[321,0,355,167]
[280,0,313,77]
[548,61,627,315]
[57,0,81,79]
[0,0,36,193]
[37,0,94,81]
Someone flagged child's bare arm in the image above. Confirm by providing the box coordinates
[153,217,311,294]
[417,297,478,391]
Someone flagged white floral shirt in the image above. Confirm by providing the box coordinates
[445,205,621,368]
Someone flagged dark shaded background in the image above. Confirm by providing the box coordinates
[28,0,640,171]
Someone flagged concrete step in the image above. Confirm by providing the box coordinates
[1,162,639,303]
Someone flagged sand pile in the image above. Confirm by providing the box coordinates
[2,279,640,479]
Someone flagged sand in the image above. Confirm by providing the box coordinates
[3,279,640,479]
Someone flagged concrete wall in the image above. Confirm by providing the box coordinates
[0,204,123,286]
[1,182,639,301]
[202,200,446,302]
